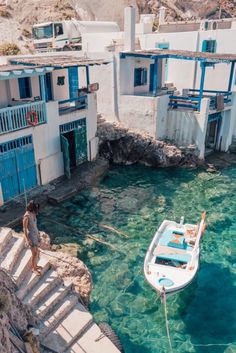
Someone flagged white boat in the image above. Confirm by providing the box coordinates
[144,212,206,295]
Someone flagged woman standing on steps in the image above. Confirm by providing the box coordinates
[23,200,42,275]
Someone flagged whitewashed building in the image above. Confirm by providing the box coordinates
[0,54,104,204]
[87,7,236,160]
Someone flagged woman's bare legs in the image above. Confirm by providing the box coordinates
[31,247,41,275]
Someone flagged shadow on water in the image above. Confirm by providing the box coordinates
[179,262,236,353]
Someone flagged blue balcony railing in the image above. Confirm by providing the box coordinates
[169,89,232,111]
[58,96,87,115]
[0,101,46,135]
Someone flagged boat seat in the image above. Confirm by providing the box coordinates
[157,253,191,263]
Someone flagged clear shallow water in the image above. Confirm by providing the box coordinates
[38,165,236,353]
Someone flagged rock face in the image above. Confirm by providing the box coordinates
[0,270,33,353]
[97,120,199,167]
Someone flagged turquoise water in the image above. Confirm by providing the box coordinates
[38,165,236,353]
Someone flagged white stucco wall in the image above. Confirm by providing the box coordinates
[52,69,70,101]
[119,95,157,136]
[82,32,123,52]
[166,98,209,158]
[0,81,9,108]
[139,29,236,93]
[90,61,116,120]
[0,91,98,186]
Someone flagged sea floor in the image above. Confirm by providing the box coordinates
[38,164,236,353]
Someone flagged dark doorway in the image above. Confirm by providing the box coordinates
[63,131,76,168]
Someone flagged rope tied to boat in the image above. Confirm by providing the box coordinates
[160,287,174,353]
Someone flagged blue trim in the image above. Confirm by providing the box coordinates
[202,40,217,53]
[149,63,154,92]
[208,112,222,122]
[153,59,158,96]
[68,66,79,99]
[134,68,147,86]
[86,66,90,86]
[59,117,86,133]
[18,77,32,99]
[39,75,46,101]
[120,52,236,64]
[198,62,206,110]
[0,135,32,153]
[228,62,235,92]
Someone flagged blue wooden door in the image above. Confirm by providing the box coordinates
[0,150,19,201]
[68,67,79,99]
[45,73,53,101]
[74,126,87,166]
[149,63,154,92]
[61,135,71,179]
[0,137,37,202]
[15,145,37,193]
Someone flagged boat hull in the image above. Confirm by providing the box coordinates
[144,219,202,295]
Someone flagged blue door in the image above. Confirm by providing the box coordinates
[61,135,71,179]
[0,136,37,202]
[45,73,53,101]
[156,42,169,81]
[149,63,154,92]
[68,66,79,99]
[0,150,19,201]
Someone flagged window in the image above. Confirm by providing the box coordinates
[202,40,217,53]
[155,42,169,50]
[54,23,63,37]
[32,24,53,39]
[134,68,147,87]
[57,76,65,86]
[18,77,32,99]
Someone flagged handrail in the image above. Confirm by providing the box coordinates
[0,101,46,135]
[58,95,87,105]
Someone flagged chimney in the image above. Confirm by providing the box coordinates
[124,6,136,51]
[159,6,166,25]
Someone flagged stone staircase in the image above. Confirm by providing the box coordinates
[0,228,121,353]
[229,136,236,154]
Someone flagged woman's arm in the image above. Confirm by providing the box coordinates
[23,216,31,245]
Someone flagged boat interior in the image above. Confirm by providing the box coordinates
[151,223,198,269]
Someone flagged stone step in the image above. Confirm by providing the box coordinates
[42,303,93,353]
[68,323,121,353]
[35,282,72,321]
[24,270,60,307]
[40,294,78,337]
[16,256,50,300]
[0,236,25,273]
[11,248,32,286]
[0,227,12,252]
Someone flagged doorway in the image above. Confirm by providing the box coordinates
[60,119,88,179]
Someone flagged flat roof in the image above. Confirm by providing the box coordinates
[10,55,109,68]
[121,49,236,63]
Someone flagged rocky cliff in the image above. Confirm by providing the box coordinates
[0,269,33,353]
[97,119,199,168]
[0,0,235,53]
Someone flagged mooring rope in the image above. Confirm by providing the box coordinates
[160,288,174,353]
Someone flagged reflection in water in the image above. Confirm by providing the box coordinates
[38,165,236,353]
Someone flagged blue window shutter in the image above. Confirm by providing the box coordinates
[18,77,31,99]
[202,40,216,53]
[18,78,25,98]
[202,40,207,52]
[142,69,147,85]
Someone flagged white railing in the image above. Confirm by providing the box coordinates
[0,101,47,135]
